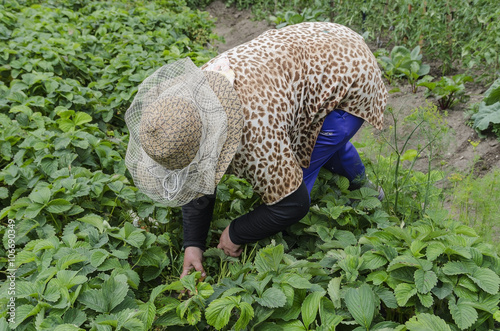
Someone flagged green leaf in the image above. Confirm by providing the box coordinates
[56,253,87,270]
[387,255,421,272]
[426,242,446,261]
[448,298,478,330]
[276,320,306,330]
[78,214,104,233]
[327,277,342,308]
[471,98,500,131]
[234,302,254,331]
[78,289,107,313]
[494,310,500,322]
[10,304,45,329]
[205,296,238,330]
[256,287,287,308]
[394,283,417,306]
[374,286,398,309]
[367,271,388,285]
[414,269,437,294]
[102,275,129,311]
[406,313,451,331]
[442,261,474,276]
[74,112,92,126]
[319,297,343,330]
[401,149,418,162]
[417,292,433,308]
[301,290,325,330]
[361,251,388,270]
[46,199,72,213]
[78,275,128,313]
[431,283,453,300]
[0,187,9,199]
[63,308,87,326]
[122,223,146,248]
[467,267,500,294]
[254,244,284,274]
[56,270,88,289]
[371,321,402,330]
[345,284,376,329]
[90,249,110,268]
[141,301,156,331]
[29,187,51,205]
[484,81,500,106]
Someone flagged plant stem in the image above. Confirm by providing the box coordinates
[422,144,433,215]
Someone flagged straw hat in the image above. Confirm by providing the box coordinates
[125,58,243,206]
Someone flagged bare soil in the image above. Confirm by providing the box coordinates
[205,0,500,179]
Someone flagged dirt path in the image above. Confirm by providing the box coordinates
[206,1,500,178]
[205,1,272,53]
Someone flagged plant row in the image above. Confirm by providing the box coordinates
[209,0,500,81]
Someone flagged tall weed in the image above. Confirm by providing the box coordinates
[448,169,500,252]
[355,104,450,222]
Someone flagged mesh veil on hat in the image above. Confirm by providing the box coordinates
[125,58,243,206]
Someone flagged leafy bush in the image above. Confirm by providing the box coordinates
[376,46,430,92]
[418,74,474,110]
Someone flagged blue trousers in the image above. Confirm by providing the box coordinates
[302,109,365,195]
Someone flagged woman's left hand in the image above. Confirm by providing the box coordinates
[218,225,243,257]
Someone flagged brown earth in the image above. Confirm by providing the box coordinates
[205,0,500,179]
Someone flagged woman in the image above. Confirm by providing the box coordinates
[124,22,387,278]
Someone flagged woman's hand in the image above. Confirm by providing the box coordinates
[180,246,206,279]
[218,225,243,257]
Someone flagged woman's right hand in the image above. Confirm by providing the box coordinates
[180,246,206,279]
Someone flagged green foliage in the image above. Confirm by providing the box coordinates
[417,74,474,110]
[270,7,329,29]
[361,105,449,220]
[207,0,499,81]
[448,169,500,251]
[1,0,499,330]
[470,78,500,137]
[377,45,430,92]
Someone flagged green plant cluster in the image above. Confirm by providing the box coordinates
[417,74,473,111]
[375,46,430,93]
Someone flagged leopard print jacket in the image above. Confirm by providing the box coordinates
[202,22,388,205]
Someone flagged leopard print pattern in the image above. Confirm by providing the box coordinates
[203,22,387,205]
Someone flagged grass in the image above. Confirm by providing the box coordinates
[447,169,500,251]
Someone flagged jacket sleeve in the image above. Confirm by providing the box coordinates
[181,193,217,251]
[228,181,310,244]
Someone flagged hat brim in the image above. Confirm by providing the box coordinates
[203,70,244,186]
